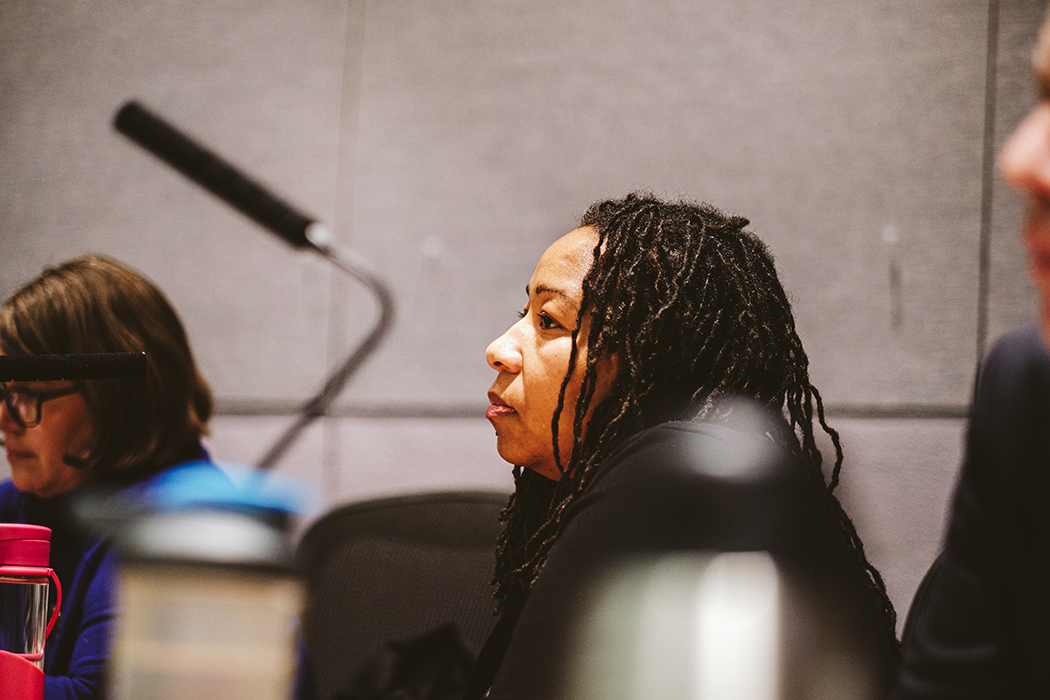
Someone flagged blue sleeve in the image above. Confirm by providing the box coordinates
[0,480,111,699]
[43,540,117,700]
[294,636,319,700]
[0,479,24,519]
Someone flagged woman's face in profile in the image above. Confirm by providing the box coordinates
[485,226,601,480]
[0,380,95,498]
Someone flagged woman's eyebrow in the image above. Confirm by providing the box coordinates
[528,284,573,301]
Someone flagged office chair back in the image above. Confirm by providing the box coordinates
[296,491,508,700]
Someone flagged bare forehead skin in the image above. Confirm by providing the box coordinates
[531,227,600,303]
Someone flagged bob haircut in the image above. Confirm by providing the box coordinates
[0,255,213,478]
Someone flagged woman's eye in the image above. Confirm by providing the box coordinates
[537,312,561,330]
[517,309,527,320]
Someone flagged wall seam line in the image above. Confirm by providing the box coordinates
[977,0,1002,361]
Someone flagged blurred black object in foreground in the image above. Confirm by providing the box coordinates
[0,353,146,382]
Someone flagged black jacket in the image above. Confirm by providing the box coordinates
[893,325,1050,698]
[467,413,898,699]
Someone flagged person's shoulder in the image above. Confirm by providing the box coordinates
[597,414,793,488]
[982,324,1048,371]
[606,419,751,457]
[968,325,1050,481]
[598,421,718,476]
[975,324,1050,410]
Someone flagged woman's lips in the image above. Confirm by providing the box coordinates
[486,392,515,420]
[5,447,33,462]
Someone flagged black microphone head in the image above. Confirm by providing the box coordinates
[114,100,316,249]
[0,353,147,382]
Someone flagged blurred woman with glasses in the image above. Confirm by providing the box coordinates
[0,255,214,700]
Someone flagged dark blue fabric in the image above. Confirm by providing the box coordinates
[0,447,219,700]
[0,480,114,700]
[892,324,1050,698]
[295,638,320,700]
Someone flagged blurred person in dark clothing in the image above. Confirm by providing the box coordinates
[892,9,1050,698]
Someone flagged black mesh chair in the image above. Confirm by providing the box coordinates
[296,490,509,700]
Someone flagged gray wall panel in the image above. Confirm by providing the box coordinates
[1,0,1018,411]
[335,0,991,409]
[203,415,514,520]
[2,0,1048,645]
[0,0,348,403]
[825,418,967,632]
[987,0,1046,348]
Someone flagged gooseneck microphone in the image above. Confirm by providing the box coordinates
[113,100,395,470]
[0,353,147,382]
[114,102,315,250]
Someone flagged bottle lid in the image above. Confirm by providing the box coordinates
[0,523,52,568]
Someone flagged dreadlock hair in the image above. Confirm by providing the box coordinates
[491,192,899,654]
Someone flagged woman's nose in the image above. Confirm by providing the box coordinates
[1000,105,1050,200]
[486,323,523,373]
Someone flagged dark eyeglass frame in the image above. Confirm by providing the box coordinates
[0,384,81,429]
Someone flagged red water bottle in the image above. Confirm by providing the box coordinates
[0,524,62,700]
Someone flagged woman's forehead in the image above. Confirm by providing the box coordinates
[529,227,599,297]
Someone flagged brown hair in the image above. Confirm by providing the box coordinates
[0,255,213,477]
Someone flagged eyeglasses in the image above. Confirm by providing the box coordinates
[0,384,81,429]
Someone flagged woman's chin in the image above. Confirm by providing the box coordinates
[493,436,563,481]
[10,472,43,497]
[521,463,562,482]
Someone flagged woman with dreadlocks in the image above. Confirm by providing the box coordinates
[463,192,899,699]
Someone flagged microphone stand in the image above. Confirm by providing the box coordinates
[113,101,396,471]
[255,224,395,470]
